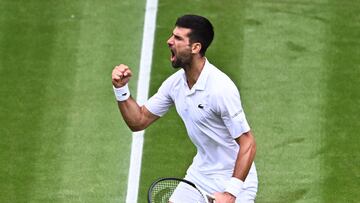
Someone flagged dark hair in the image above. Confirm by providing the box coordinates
[175,14,214,56]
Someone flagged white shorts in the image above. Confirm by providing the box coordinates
[169,181,206,203]
[170,166,258,203]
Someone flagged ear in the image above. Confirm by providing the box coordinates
[191,42,202,54]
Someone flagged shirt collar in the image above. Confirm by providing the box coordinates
[181,58,211,95]
[193,58,210,91]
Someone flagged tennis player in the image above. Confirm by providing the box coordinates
[112,14,258,203]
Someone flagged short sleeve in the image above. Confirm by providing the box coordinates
[144,79,174,117]
[216,83,250,139]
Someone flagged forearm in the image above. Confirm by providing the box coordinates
[115,91,159,131]
[117,96,141,130]
[217,132,256,201]
[233,131,256,181]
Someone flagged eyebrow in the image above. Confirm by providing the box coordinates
[173,33,184,40]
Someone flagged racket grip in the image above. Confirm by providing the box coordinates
[206,194,216,203]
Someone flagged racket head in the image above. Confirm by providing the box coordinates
[148,177,214,203]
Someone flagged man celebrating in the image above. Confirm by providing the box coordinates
[112,14,258,203]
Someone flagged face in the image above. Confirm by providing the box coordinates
[167,27,193,68]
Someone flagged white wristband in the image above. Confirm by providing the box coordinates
[224,177,244,198]
[113,84,130,101]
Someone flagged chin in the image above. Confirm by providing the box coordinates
[171,61,182,69]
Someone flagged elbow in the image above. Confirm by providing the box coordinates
[123,117,147,132]
[127,121,148,132]
[128,125,145,132]
[239,131,257,158]
[251,140,257,157]
[250,134,256,148]
[248,133,256,156]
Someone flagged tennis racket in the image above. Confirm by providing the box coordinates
[148,177,215,203]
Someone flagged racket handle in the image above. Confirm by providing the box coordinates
[206,194,216,203]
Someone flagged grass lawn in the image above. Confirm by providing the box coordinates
[0,0,359,202]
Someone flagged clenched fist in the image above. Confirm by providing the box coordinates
[112,64,133,88]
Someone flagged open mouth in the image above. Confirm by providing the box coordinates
[170,49,176,62]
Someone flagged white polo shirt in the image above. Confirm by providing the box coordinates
[145,59,257,192]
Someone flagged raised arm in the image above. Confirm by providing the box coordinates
[112,64,159,131]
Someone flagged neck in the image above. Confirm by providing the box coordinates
[183,56,206,89]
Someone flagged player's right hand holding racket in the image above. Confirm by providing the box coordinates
[213,192,236,203]
[112,64,132,88]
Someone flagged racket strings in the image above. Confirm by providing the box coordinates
[149,179,208,203]
[150,179,178,202]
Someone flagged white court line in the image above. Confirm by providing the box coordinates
[125,0,158,202]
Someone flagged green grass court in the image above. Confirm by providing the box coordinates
[0,0,359,202]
